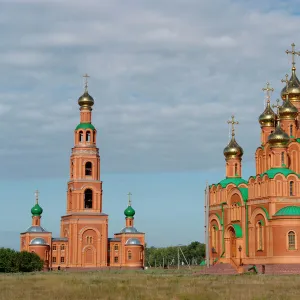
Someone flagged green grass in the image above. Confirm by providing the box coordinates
[0,268,300,300]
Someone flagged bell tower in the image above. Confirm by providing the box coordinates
[60,74,108,268]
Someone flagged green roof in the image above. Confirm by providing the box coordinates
[260,167,298,179]
[274,206,300,217]
[75,123,95,130]
[124,205,135,218]
[296,138,300,143]
[232,224,243,238]
[238,187,248,202]
[31,203,43,217]
[217,177,247,188]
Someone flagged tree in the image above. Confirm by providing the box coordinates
[0,248,43,273]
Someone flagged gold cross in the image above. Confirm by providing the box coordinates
[272,99,281,115]
[83,73,90,91]
[35,190,39,204]
[286,43,300,69]
[262,82,274,103]
[227,115,239,137]
[281,74,289,90]
[127,192,132,206]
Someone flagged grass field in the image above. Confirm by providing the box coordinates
[0,268,300,300]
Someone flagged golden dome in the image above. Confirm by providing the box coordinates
[78,90,94,109]
[279,98,298,120]
[258,101,276,127]
[268,120,290,148]
[281,68,300,101]
[223,137,244,160]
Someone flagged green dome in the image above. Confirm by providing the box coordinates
[124,205,135,218]
[31,203,43,216]
[274,206,300,217]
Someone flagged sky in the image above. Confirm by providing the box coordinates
[0,0,299,249]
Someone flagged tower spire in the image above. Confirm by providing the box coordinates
[286,43,300,70]
[83,73,90,92]
[262,82,274,104]
[35,190,39,205]
[127,192,132,206]
[227,115,239,138]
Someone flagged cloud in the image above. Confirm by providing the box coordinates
[0,0,299,178]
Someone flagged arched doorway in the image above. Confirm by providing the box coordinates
[83,247,94,265]
[229,227,236,258]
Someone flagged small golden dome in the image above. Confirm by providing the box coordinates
[258,101,276,127]
[223,137,244,160]
[279,98,298,120]
[281,68,300,101]
[268,120,290,148]
[78,91,94,109]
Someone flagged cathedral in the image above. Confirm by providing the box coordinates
[20,77,145,270]
[206,43,300,270]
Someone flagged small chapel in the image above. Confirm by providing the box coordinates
[207,43,300,270]
[20,76,145,270]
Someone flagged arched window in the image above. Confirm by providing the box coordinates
[60,244,65,251]
[114,244,119,251]
[288,231,296,250]
[128,250,132,260]
[85,162,92,176]
[84,189,93,209]
[234,163,238,175]
[290,181,294,196]
[268,154,271,169]
[86,236,93,244]
[212,226,217,249]
[290,125,293,137]
[257,221,263,251]
[93,130,96,143]
[86,131,91,142]
[79,131,83,142]
[281,152,285,166]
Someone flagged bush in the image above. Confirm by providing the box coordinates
[0,248,44,273]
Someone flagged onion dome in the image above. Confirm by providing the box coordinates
[268,119,290,148]
[124,205,135,218]
[281,68,300,102]
[258,101,276,127]
[279,98,298,120]
[78,91,94,109]
[31,203,43,216]
[30,237,48,246]
[223,137,244,160]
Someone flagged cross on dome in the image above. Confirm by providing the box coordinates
[35,190,39,204]
[83,73,90,92]
[127,192,132,206]
[262,82,274,104]
[227,115,239,137]
[286,43,300,69]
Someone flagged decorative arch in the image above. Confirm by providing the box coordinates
[78,226,101,238]
[84,188,93,209]
[287,230,297,250]
[209,214,222,229]
[86,130,91,142]
[81,245,96,265]
[79,131,84,143]
[85,161,92,176]
[249,207,270,225]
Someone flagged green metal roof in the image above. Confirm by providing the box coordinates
[75,123,95,130]
[232,224,243,238]
[274,206,300,217]
[238,187,248,202]
[260,167,298,179]
[217,177,247,188]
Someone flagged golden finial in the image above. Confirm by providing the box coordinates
[227,115,239,137]
[262,82,274,104]
[281,74,289,89]
[272,99,281,116]
[127,192,132,206]
[83,73,90,92]
[286,43,300,70]
[35,190,39,204]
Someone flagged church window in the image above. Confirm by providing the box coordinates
[60,257,65,263]
[85,162,92,176]
[257,221,263,251]
[52,245,57,251]
[288,231,296,250]
[290,181,294,196]
[114,257,119,263]
[60,244,65,251]
[84,189,93,209]
[281,152,285,165]
[234,163,238,175]
[93,130,96,143]
[52,257,56,263]
[268,154,271,169]
[290,125,293,137]
[212,226,217,249]
[114,244,119,251]
[86,131,91,142]
[128,250,132,260]
[86,236,93,244]
[79,131,83,142]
